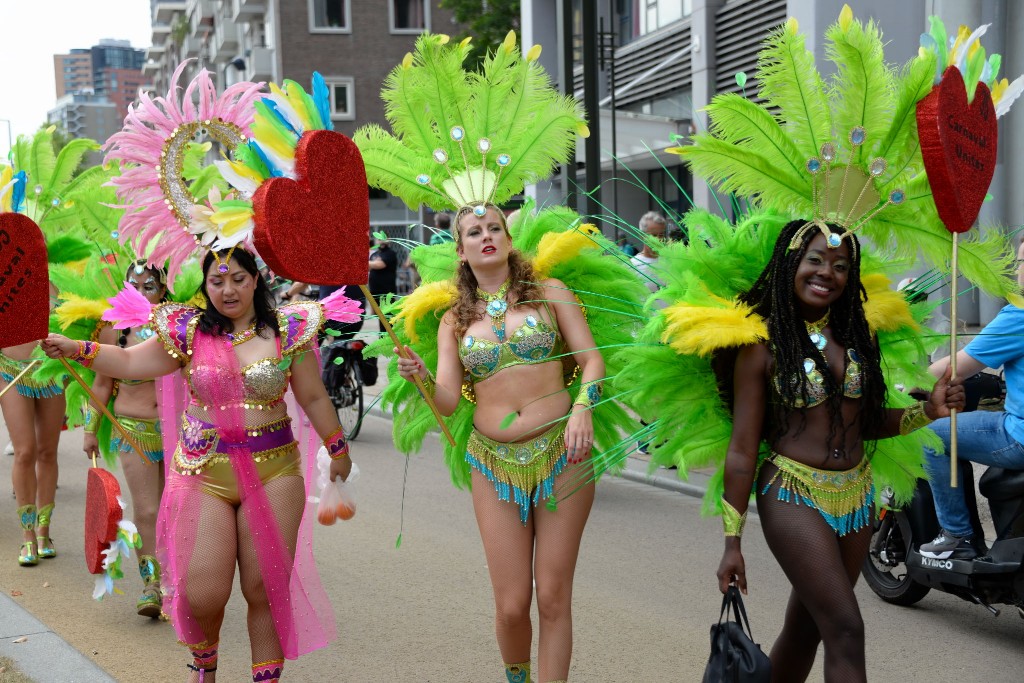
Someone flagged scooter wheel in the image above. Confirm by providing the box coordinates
[862,515,931,606]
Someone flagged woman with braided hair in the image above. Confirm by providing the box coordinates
[716,220,964,681]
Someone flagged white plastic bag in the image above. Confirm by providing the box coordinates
[314,446,358,525]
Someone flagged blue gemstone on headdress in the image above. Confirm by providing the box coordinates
[111,230,119,239]
[849,126,866,146]
[827,233,842,248]
[804,359,816,373]
[433,149,448,164]
[889,189,905,204]
[473,204,487,216]
[51,198,59,207]
[496,154,510,166]
[416,174,430,185]
[450,126,465,141]
[134,265,146,275]
[806,158,821,174]
[477,138,491,153]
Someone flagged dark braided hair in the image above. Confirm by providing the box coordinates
[736,219,887,460]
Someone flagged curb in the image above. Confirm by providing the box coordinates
[0,593,115,683]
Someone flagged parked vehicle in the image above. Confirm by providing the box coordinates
[321,337,366,440]
[863,373,1024,618]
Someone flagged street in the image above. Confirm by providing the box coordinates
[0,413,1022,681]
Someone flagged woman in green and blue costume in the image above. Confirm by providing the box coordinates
[358,32,646,683]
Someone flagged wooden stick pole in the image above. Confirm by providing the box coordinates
[359,285,456,447]
[949,232,959,488]
[57,357,149,462]
[0,360,39,401]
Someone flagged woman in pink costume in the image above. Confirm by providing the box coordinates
[44,246,358,682]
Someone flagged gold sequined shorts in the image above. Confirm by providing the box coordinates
[191,446,302,506]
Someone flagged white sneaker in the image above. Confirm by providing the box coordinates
[4,442,12,456]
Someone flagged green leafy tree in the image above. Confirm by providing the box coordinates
[440,0,521,68]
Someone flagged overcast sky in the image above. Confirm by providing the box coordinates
[0,0,152,159]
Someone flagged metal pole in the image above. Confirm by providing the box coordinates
[558,0,577,210]
[582,1,602,221]
[607,0,619,241]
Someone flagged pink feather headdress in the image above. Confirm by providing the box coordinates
[104,61,264,285]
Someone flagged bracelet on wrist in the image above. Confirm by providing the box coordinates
[899,400,934,435]
[83,405,100,434]
[722,498,747,538]
[417,371,436,400]
[324,426,350,460]
[70,340,100,368]
[572,380,602,411]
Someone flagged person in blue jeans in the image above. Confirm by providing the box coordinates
[921,241,1024,560]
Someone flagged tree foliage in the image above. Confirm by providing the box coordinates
[440,0,521,68]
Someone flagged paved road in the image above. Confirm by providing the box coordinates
[1,414,1022,681]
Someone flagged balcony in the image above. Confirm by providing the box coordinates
[246,46,274,83]
[213,16,240,59]
[153,1,187,22]
[231,0,265,21]
[181,33,202,58]
[188,0,215,31]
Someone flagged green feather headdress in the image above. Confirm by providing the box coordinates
[354,31,589,216]
[673,7,1019,302]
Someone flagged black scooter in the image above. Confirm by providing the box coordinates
[862,374,1024,618]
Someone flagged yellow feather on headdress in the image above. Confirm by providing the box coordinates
[395,280,457,343]
[861,273,918,333]
[55,294,111,331]
[661,295,768,357]
[532,224,601,280]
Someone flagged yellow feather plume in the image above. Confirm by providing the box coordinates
[395,280,456,343]
[862,273,918,333]
[532,224,601,280]
[661,295,768,356]
[55,294,111,331]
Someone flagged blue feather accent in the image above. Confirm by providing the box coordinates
[12,171,26,212]
[251,142,285,178]
[263,98,300,137]
[312,72,334,132]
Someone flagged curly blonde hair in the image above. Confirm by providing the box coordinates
[448,205,543,339]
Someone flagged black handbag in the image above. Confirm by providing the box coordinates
[702,586,772,683]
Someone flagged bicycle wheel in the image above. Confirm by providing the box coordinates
[335,355,364,440]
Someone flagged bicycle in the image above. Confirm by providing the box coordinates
[321,337,366,440]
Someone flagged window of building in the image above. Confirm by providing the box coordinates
[639,0,691,36]
[324,77,355,120]
[390,0,429,33]
[309,0,350,32]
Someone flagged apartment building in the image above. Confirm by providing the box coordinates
[523,0,1024,325]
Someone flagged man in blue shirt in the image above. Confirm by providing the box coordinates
[921,241,1024,560]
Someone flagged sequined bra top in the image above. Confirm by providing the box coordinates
[774,348,863,409]
[459,313,565,381]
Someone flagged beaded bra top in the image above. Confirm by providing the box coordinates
[774,348,863,409]
[459,313,564,381]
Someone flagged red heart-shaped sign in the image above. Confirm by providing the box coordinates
[0,213,49,347]
[253,130,370,286]
[916,66,998,233]
[84,467,122,574]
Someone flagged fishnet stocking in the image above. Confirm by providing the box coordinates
[237,475,305,667]
[756,464,872,683]
[183,493,237,683]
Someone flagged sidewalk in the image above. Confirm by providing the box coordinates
[0,592,114,683]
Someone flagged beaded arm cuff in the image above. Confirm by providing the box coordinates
[70,340,100,368]
[83,405,100,434]
[722,498,747,538]
[572,380,602,410]
[899,401,934,436]
[324,426,349,460]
